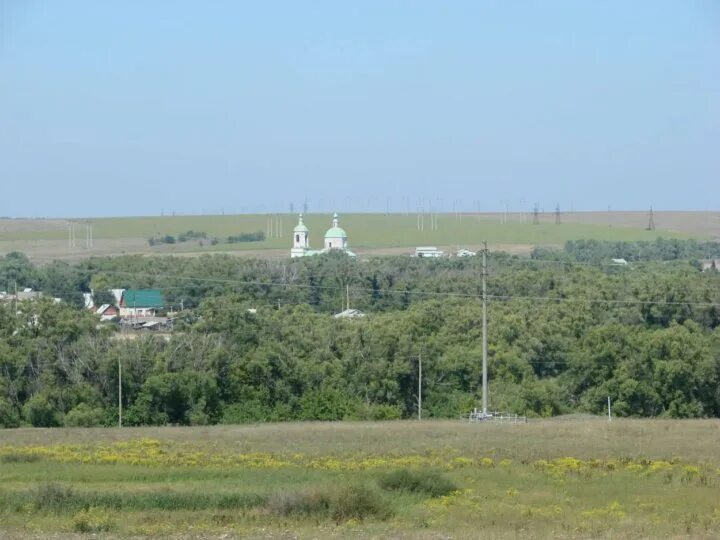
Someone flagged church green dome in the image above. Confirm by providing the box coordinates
[324,212,347,238]
[324,226,347,238]
[294,214,309,233]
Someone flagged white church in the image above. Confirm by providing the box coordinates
[291,213,356,258]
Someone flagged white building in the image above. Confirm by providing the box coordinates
[414,246,444,258]
[291,213,356,258]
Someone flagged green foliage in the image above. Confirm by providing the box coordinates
[125,372,219,426]
[266,485,390,522]
[0,246,719,427]
[379,469,457,497]
[299,388,355,421]
[24,394,62,427]
[64,404,105,427]
[226,231,265,243]
[32,483,76,512]
[0,398,21,428]
[72,507,115,533]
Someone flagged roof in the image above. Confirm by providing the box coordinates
[122,289,164,308]
[325,212,347,238]
[334,308,365,319]
[324,226,347,238]
[293,214,309,233]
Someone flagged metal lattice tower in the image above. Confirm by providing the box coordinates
[647,206,655,231]
[555,204,561,225]
[532,203,540,225]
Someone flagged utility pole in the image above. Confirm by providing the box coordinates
[418,349,422,421]
[346,283,350,311]
[481,240,488,415]
[607,396,612,422]
[647,206,655,231]
[118,359,123,428]
[532,204,540,225]
[555,204,561,225]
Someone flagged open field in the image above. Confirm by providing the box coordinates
[2,419,720,538]
[1,211,715,262]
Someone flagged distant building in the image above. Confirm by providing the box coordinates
[95,304,120,321]
[611,258,628,265]
[334,308,365,319]
[119,289,164,317]
[701,259,720,272]
[0,288,44,302]
[291,213,356,258]
[414,246,444,258]
[456,248,477,257]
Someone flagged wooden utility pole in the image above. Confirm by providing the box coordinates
[482,241,488,415]
[418,349,422,421]
[118,359,122,428]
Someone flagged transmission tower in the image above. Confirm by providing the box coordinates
[646,206,655,231]
[555,204,561,225]
[532,203,540,225]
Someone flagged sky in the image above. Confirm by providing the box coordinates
[1,1,718,217]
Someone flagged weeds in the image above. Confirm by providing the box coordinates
[0,453,40,463]
[266,485,391,522]
[72,507,115,533]
[379,469,457,497]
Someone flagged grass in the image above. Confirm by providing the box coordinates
[0,212,697,262]
[1,419,720,538]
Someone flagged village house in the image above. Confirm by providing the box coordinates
[119,289,165,318]
[95,304,120,321]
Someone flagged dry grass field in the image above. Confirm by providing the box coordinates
[1,419,720,539]
[1,210,716,262]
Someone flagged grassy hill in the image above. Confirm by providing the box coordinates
[0,212,702,261]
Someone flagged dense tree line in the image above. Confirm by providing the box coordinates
[0,246,719,427]
[532,238,720,264]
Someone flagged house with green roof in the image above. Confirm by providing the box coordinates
[119,289,164,317]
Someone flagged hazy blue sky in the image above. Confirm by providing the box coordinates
[1,1,718,217]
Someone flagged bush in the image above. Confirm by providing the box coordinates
[379,469,457,497]
[266,489,332,517]
[220,400,273,424]
[32,483,76,512]
[23,394,62,427]
[299,388,355,421]
[266,485,390,523]
[0,398,21,428]
[0,452,40,463]
[64,404,105,427]
[331,485,390,522]
[72,507,115,533]
[352,403,403,421]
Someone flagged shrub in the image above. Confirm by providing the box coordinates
[352,403,403,421]
[32,483,76,512]
[379,469,457,497]
[299,388,355,421]
[64,404,105,427]
[0,398,21,428]
[0,453,40,463]
[266,489,332,517]
[221,400,273,424]
[72,507,115,533]
[23,394,62,427]
[266,485,390,523]
[331,485,390,522]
